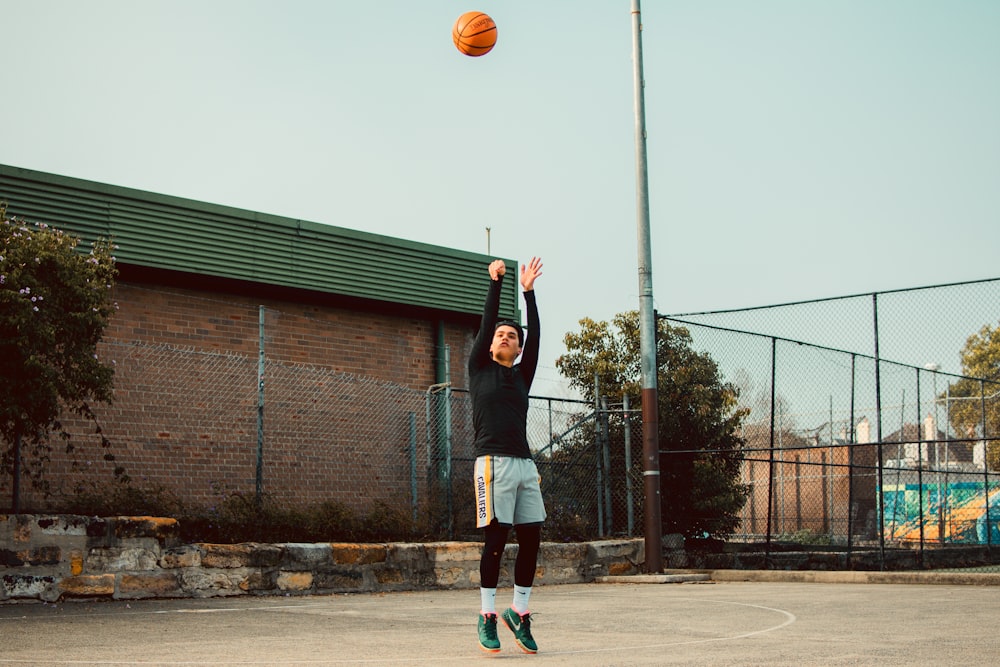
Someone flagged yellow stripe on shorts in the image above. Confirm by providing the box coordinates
[475,456,494,527]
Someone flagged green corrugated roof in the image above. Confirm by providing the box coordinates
[0,164,520,320]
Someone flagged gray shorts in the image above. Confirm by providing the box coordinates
[474,455,547,528]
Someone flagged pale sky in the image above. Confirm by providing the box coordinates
[3,1,998,399]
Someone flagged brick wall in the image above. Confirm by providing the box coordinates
[2,276,478,515]
[104,281,472,383]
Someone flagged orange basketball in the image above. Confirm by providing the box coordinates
[452,11,497,57]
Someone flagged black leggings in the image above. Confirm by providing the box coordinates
[480,521,542,589]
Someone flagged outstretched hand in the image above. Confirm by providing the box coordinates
[520,256,543,292]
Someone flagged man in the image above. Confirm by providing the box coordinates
[469,256,545,654]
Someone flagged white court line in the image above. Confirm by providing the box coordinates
[0,597,797,665]
[544,597,797,658]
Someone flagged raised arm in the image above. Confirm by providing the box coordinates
[469,260,506,374]
[519,258,542,389]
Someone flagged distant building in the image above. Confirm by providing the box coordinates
[737,413,991,542]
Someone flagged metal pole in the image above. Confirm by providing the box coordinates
[982,380,992,547]
[828,396,834,538]
[256,305,265,507]
[624,393,635,535]
[444,346,454,540]
[927,364,943,543]
[778,401,785,532]
[630,0,663,574]
[872,294,885,568]
[425,380,451,535]
[944,383,951,541]
[594,373,605,537]
[847,353,856,564]
[765,337,777,560]
[409,412,418,526]
[916,368,925,563]
[601,396,614,534]
[548,398,554,455]
[596,413,606,538]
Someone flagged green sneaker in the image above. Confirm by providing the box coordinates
[501,607,538,654]
[478,613,501,653]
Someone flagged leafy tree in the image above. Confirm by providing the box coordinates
[557,311,750,539]
[1,204,119,511]
[946,321,1000,471]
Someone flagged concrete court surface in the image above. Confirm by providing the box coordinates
[1,580,997,666]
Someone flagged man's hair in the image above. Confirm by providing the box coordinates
[494,320,524,347]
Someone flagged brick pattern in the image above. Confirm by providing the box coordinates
[2,281,476,513]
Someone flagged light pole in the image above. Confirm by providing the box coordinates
[630,0,663,572]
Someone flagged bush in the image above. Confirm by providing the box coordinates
[543,503,592,543]
[53,479,428,544]
[52,478,607,545]
[57,479,184,518]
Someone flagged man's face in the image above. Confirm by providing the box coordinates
[490,325,522,362]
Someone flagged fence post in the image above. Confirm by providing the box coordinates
[601,396,613,535]
[794,455,802,531]
[547,397,554,456]
[943,383,951,543]
[256,305,265,507]
[765,337,777,562]
[624,393,635,536]
[409,411,418,526]
[872,293,886,569]
[820,450,828,535]
[982,379,992,548]
[424,379,451,538]
[443,347,453,540]
[916,367,925,564]
[828,397,834,539]
[847,353,856,564]
[594,373,605,537]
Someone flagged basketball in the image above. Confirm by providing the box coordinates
[452,11,497,57]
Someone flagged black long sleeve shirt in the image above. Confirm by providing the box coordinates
[468,277,539,459]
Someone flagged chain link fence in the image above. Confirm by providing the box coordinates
[96,335,641,545]
[57,339,432,521]
[660,277,1000,571]
[11,278,998,571]
[21,303,604,543]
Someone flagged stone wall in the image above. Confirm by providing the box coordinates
[0,515,645,603]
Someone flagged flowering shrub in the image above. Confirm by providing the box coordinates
[0,202,120,509]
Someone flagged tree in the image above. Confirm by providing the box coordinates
[557,311,750,539]
[1,204,119,511]
[946,321,1000,471]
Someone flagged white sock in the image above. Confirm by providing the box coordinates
[480,587,497,615]
[512,585,532,614]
